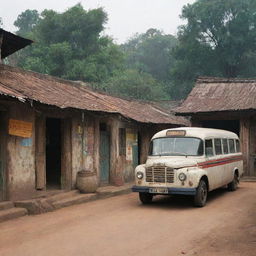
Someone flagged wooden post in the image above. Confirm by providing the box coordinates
[0,32,3,62]
[240,118,250,176]
[110,119,119,184]
[61,118,72,190]
[35,115,46,190]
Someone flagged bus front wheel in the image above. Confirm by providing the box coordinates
[194,180,208,207]
[139,192,153,204]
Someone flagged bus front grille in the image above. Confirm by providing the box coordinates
[146,167,174,183]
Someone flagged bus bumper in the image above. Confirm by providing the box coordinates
[132,185,197,196]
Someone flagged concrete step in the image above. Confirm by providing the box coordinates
[96,184,132,197]
[14,184,133,215]
[46,190,80,202]
[0,207,27,223]
[241,176,256,182]
[0,201,14,210]
[52,193,97,209]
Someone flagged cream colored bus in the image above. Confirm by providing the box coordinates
[132,127,243,207]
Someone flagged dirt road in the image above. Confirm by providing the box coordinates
[0,182,255,256]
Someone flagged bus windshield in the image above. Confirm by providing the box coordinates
[149,137,203,156]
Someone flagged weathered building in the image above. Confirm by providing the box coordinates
[176,77,256,177]
[0,64,188,201]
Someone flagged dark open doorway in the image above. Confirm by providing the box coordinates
[46,118,61,189]
[202,120,240,136]
[100,123,110,184]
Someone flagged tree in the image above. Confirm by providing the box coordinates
[14,4,123,83]
[170,0,256,99]
[99,69,168,101]
[0,17,2,28]
[14,10,40,36]
[122,29,178,82]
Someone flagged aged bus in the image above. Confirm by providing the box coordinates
[132,127,243,207]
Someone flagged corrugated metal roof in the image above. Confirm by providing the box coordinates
[176,77,256,115]
[0,64,189,125]
[0,29,33,59]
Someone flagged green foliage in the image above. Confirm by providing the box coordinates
[122,29,178,82]
[170,0,256,99]
[14,4,124,83]
[14,10,40,36]
[100,69,168,101]
[119,29,178,100]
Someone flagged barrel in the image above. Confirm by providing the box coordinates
[76,170,98,193]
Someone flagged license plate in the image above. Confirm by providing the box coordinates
[149,187,168,194]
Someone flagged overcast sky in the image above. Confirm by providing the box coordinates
[0,0,196,43]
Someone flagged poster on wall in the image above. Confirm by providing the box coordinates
[8,119,33,138]
[126,129,138,161]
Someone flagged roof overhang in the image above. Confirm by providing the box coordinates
[0,29,33,59]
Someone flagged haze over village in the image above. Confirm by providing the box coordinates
[0,1,255,255]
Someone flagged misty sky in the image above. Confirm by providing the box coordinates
[0,0,196,43]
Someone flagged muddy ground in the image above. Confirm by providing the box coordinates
[0,182,255,256]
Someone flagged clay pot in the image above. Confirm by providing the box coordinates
[76,170,98,193]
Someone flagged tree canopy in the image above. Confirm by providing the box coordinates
[170,0,256,99]
[11,0,256,101]
[14,10,40,36]
[104,28,178,100]
[14,4,123,83]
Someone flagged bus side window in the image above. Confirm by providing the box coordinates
[214,139,222,155]
[205,139,214,157]
[222,139,229,154]
[235,139,240,152]
[228,139,235,153]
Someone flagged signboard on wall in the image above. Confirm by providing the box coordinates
[8,119,33,138]
[126,129,138,161]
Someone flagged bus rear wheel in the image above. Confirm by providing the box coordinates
[227,173,238,191]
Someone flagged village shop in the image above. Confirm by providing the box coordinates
[0,30,188,201]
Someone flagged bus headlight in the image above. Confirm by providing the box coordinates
[178,173,187,181]
[136,171,144,179]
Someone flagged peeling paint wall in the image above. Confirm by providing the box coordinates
[6,102,36,200]
[71,113,98,188]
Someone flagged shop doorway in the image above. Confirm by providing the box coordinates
[100,123,110,184]
[46,118,61,189]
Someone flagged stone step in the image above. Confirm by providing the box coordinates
[241,176,256,182]
[0,201,14,211]
[0,207,27,223]
[96,184,132,197]
[52,193,97,209]
[46,190,80,202]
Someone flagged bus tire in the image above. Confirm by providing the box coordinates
[194,179,208,207]
[227,173,238,191]
[139,193,153,204]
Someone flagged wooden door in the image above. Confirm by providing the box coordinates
[100,131,110,183]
